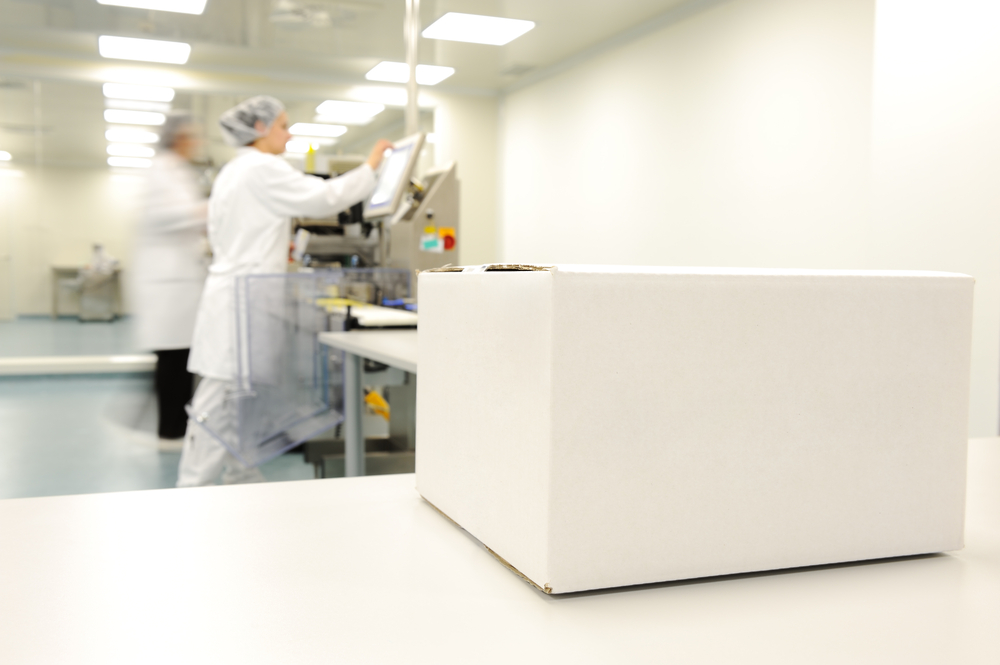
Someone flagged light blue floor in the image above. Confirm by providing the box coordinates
[0,315,138,357]
[0,317,317,500]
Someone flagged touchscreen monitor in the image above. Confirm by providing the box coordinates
[364,133,425,220]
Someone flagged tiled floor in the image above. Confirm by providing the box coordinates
[0,317,316,500]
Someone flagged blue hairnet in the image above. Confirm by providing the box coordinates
[218,95,285,147]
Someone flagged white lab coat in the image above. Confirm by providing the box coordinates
[130,152,209,351]
[187,148,375,381]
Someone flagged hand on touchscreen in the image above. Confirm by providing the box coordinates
[366,139,395,170]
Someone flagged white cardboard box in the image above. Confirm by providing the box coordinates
[415,265,974,594]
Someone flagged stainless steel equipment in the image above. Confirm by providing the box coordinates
[292,136,460,276]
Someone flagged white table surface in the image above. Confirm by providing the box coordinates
[1,439,998,664]
[319,329,418,373]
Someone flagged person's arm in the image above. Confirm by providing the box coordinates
[250,160,373,219]
[251,139,394,219]
[366,139,394,170]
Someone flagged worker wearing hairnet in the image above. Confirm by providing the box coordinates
[130,111,208,451]
[177,95,392,487]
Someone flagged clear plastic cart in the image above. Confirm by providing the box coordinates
[190,268,411,467]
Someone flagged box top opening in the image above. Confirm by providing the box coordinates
[423,264,556,273]
[422,264,972,279]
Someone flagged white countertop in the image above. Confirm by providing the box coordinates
[0,354,156,376]
[1,439,998,664]
[318,329,418,373]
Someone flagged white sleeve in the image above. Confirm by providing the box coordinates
[253,160,377,219]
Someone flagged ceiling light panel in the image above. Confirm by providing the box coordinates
[0,151,11,161]
[365,62,455,86]
[105,99,172,113]
[107,144,156,158]
[103,83,175,102]
[422,12,535,46]
[106,128,159,143]
[97,0,207,15]
[98,36,191,64]
[0,169,25,178]
[107,156,152,168]
[289,123,348,138]
[104,109,166,125]
[314,100,385,125]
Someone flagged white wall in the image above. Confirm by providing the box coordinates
[499,0,1000,435]
[869,0,1000,436]
[1,167,143,316]
[501,0,874,268]
[434,93,500,266]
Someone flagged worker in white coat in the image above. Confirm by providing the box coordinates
[177,95,392,487]
[130,112,209,451]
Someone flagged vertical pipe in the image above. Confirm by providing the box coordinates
[404,0,420,135]
[33,80,42,171]
[344,352,365,476]
[34,80,43,320]
[0,84,13,320]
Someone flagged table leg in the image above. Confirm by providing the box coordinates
[344,351,365,477]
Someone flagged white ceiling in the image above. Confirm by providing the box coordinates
[0,0,694,168]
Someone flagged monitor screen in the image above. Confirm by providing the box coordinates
[364,133,424,220]
[369,144,413,210]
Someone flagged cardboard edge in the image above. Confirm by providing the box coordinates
[420,495,553,595]
[422,264,555,273]
[483,545,553,595]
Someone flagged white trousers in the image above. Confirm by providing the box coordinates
[176,377,266,487]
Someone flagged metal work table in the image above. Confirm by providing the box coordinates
[318,329,417,476]
[1,439,998,664]
[51,265,122,320]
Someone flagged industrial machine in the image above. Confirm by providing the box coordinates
[293,133,460,278]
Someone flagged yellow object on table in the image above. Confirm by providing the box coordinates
[364,390,390,420]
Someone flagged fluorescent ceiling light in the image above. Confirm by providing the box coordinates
[314,100,385,125]
[289,123,347,138]
[0,151,10,161]
[107,144,156,158]
[108,156,152,168]
[105,99,172,113]
[96,0,207,15]
[103,82,175,102]
[0,169,25,178]
[98,36,191,65]
[106,128,159,143]
[284,140,314,154]
[104,109,166,125]
[365,62,455,86]
[101,67,191,88]
[422,12,535,46]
